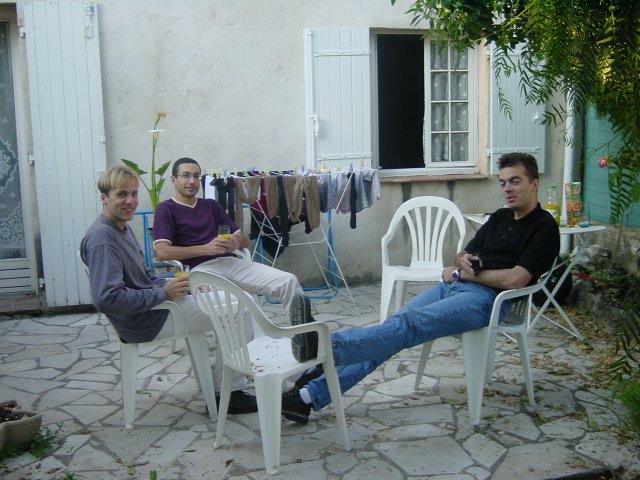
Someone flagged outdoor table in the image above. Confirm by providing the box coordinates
[464,214,606,340]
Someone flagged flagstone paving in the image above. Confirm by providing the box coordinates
[1,283,639,479]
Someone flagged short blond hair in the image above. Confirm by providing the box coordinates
[97,165,139,195]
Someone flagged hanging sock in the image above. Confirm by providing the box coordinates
[348,172,357,229]
[276,175,291,246]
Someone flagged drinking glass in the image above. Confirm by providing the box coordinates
[217,225,231,240]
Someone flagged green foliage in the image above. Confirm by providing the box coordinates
[618,380,640,433]
[121,112,171,210]
[391,0,640,224]
[0,423,62,460]
[596,265,640,436]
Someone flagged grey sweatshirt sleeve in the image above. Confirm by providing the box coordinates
[81,228,167,316]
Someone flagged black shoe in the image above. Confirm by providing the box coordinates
[294,365,324,389]
[290,294,318,362]
[282,387,311,425]
[214,390,258,414]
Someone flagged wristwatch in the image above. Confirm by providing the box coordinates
[452,268,461,281]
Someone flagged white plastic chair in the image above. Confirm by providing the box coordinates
[77,251,217,429]
[190,270,350,474]
[413,270,556,425]
[380,196,466,322]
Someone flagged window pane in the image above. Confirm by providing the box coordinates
[431,133,449,162]
[451,133,468,162]
[431,103,448,131]
[451,103,468,131]
[430,43,447,70]
[450,48,467,69]
[431,72,448,101]
[451,72,468,100]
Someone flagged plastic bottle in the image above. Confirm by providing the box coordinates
[544,186,561,225]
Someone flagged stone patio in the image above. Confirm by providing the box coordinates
[0,283,639,479]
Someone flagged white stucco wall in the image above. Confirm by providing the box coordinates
[13,0,568,290]
[96,0,567,286]
[97,1,412,178]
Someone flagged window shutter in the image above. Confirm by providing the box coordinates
[24,0,106,307]
[488,45,545,173]
[304,27,371,170]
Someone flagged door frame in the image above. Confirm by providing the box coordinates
[0,5,39,297]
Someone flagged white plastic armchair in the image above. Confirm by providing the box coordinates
[77,251,217,429]
[414,267,556,425]
[380,196,466,322]
[189,270,350,475]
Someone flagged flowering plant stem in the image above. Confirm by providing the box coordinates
[121,112,171,210]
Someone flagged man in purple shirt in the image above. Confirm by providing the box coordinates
[153,157,305,413]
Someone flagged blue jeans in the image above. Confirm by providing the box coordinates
[307,281,504,410]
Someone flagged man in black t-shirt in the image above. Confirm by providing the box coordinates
[282,152,560,424]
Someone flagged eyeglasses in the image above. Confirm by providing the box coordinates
[176,173,202,181]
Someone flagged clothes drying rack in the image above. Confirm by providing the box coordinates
[246,199,356,310]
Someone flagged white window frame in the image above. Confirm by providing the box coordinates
[422,41,478,172]
[370,30,479,176]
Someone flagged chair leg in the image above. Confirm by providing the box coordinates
[515,332,536,405]
[414,341,434,391]
[379,273,395,323]
[215,368,234,449]
[395,280,407,316]
[185,333,217,420]
[484,331,499,383]
[254,373,283,475]
[120,343,140,430]
[462,328,491,425]
[323,360,350,451]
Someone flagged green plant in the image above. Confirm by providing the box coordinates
[391,0,640,225]
[0,422,62,460]
[618,380,640,434]
[607,310,640,435]
[121,112,171,210]
[54,472,88,480]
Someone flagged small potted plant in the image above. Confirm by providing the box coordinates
[0,400,43,452]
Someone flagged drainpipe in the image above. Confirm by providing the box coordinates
[561,93,575,254]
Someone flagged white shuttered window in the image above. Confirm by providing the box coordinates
[305,28,545,176]
[304,27,372,171]
[489,45,546,173]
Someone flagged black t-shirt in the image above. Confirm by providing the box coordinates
[465,203,560,284]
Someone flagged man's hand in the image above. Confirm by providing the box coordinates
[203,236,232,255]
[441,266,458,283]
[163,276,190,300]
[459,252,482,275]
[229,229,243,252]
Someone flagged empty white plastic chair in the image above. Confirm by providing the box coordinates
[380,196,466,322]
[190,270,350,474]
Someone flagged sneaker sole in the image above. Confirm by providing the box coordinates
[282,408,310,425]
[290,295,317,362]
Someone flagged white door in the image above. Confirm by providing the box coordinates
[23,0,106,307]
[0,12,38,296]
